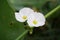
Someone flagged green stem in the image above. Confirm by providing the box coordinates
[45,5,60,18]
[16,30,28,40]
[45,5,60,36]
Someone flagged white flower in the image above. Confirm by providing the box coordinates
[15,7,34,22]
[27,12,45,27]
[15,7,46,27]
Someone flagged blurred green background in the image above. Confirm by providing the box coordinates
[0,0,60,40]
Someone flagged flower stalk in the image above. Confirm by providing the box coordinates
[45,5,60,18]
[16,30,28,40]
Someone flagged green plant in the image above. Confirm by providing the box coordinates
[0,0,60,40]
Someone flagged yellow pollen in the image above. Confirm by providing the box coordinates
[33,20,38,25]
[22,16,27,19]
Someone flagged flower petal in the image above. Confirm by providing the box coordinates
[27,13,35,27]
[34,12,45,26]
[15,12,26,22]
[19,7,34,16]
[34,12,45,22]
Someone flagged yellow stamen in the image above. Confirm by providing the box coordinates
[33,20,38,25]
[22,16,27,20]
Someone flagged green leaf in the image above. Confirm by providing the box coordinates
[7,0,48,10]
[0,0,26,40]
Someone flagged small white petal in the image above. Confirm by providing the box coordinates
[19,7,34,15]
[19,7,34,17]
[34,12,45,26]
[27,13,35,27]
[15,12,26,22]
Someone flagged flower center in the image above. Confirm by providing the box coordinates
[22,16,27,20]
[33,20,38,25]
